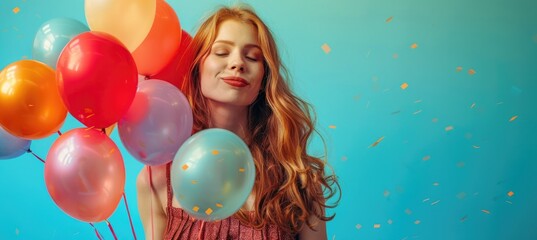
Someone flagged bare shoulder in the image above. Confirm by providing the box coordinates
[136,164,168,194]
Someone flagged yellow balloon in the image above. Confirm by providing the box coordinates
[85,0,156,52]
[0,60,67,140]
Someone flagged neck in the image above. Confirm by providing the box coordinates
[206,100,249,142]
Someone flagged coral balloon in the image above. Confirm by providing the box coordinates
[32,18,89,69]
[118,80,193,166]
[0,60,67,139]
[44,128,125,223]
[56,31,138,129]
[85,0,156,52]
[132,0,182,76]
[152,30,194,90]
[171,129,255,221]
[0,126,31,159]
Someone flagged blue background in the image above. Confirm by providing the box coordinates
[1,0,537,239]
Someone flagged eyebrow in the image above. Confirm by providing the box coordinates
[213,40,261,50]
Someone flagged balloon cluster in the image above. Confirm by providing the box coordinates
[0,0,255,225]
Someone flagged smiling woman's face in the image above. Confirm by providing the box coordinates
[199,19,265,107]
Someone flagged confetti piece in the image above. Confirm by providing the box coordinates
[507,191,514,197]
[109,148,115,154]
[509,115,518,122]
[445,125,454,131]
[193,206,199,212]
[414,220,421,224]
[497,101,504,105]
[341,156,348,161]
[13,7,20,14]
[239,168,245,172]
[481,209,490,214]
[505,200,513,204]
[457,192,467,199]
[400,82,408,90]
[413,110,422,115]
[386,16,393,23]
[15,228,19,235]
[472,145,480,149]
[212,150,219,155]
[410,43,418,49]
[468,69,476,75]
[387,219,393,224]
[329,125,336,129]
[422,155,431,161]
[456,162,465,168]
[355,224,362,230]
[392,110,401,115]
[423,198,430,202]
[191,180,198,184]
[456,66,463,72]
[405,209,412,215]
[432,118,439,123]
[369,136,384,148]
[460,215,468,222]
[216,203,223,208]
[470,103,476,108]
[384,190,390,197]
[433,182,440,186]
[431,200,440,205]
[373,224,381,229]
[393,53,399,59]
[85,113,95,119]
[205,208,213,215]
[321,43,331,54]
[182,164,189,170]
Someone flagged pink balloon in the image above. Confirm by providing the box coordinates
[118,79,193,166]
[44,128,125,222]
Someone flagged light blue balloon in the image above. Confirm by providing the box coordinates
[171,128,256,221]
[32,18,89,69]
[0,126,31,160]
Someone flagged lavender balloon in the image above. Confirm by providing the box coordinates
[0,125,31,159]
[118,79,193,165]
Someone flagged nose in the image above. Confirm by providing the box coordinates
[229,52,245,72]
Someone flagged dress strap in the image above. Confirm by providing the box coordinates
[166,162,174,209]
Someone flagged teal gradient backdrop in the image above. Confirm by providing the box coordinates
[1,0,536,239]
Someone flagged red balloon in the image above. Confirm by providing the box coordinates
[44,128,125,223]
[151,30,194,91]
[57,31,138,129]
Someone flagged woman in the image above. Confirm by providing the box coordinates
[137,5,340,240]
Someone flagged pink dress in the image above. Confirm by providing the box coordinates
[163,164,297,240]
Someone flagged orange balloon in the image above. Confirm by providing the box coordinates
[132,0,182,76]
[0,60,67,139]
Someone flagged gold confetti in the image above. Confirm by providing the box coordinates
[393,53,399,59]
[400,82,409,90]
[387,219,393,224]
[109,148,115,154]
[456,162,465,168]
[445,125,454,131]
[457,192,467,199]
[384,190,390,197]
[414,220,421,224]
[472,145,480,149]
[369,136,384,148]
[481,209,490,214]
[432,118,439,123]
[193,206,199,212]
[468,69,476,75]
[329,125,336,129]
[410,43,418,49]
[422,155,431,161]
[182,164,189,170]
[205,208,213,215]
[212,150,219,155]
[85,113,95,119]
[216,203,223,208]
[22,56,28,59]
[405,209,412,215]
[321,43,331,54]
[509,115,518,122]
[373,224,381,229]
[470,103,476,108]
[386,16,393,23]
[456,66,463,72]
[239,168,245,172]
[13,7,20,14]
[507,191,514,197]
[341,156,348,161]
[191,180,198,184]
[355,224,362,230]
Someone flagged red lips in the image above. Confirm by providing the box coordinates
[221,76,249,88]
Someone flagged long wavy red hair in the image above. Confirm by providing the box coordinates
[181,5,340,235]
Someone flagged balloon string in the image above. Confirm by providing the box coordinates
[123,192,138,240]
[89,223,103,240]
[148,166,155,240]
[57,130,62,136]
[105,220,118,240]
[26,149,45,163]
